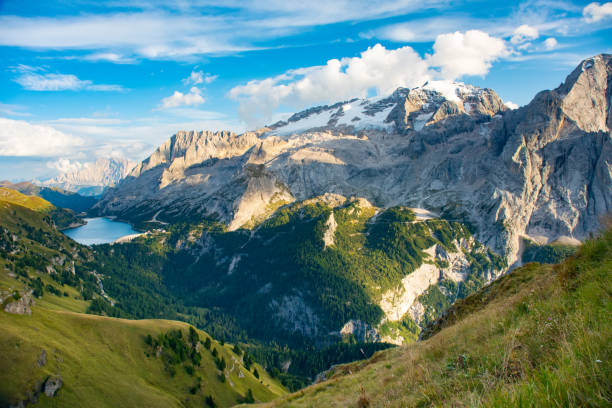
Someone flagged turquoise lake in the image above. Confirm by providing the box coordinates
[63,217,138,245]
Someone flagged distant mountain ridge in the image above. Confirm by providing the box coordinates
[44,157,135,196]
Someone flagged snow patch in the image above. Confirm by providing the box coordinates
[413,112,434,131]
[423,80,469,102]
[271,110,333,136]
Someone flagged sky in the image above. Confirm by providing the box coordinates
[0,0,611,181]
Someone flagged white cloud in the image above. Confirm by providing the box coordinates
[230,30,508,126]
[583,2,612,22]
[183,70,217,85]
[229,43,430,126]
[510,24,539,44]
[0,117,84,157]
[427,30,508,79]
[504,101,519,109]
[543,37,558,50]
[159,87,205,109]
[83,52,136,64]
[14,72,124,92]
[47,158,84,173]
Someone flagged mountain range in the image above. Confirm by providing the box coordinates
[95,54,611,266]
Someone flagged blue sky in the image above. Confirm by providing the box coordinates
[0,0,611,181]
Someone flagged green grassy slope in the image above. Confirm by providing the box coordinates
[0,181,98,213]
[255,228,612,407]
[0,187,83,230]
[0,187,52,211]
[0,309,285,407]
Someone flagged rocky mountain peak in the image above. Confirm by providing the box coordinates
[130,130,259,179]
[555,53,611,133]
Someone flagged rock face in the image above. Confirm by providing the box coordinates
[3,290,34,315]
[46,157,135,196]
[43,375,62,397]
[95,54,612,265]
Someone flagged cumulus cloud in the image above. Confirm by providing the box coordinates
[229,44,430,125]
[230,30,508,126]
[14,70,124,92]
[159,87,205,109]
[0,117,84,157]
[504,101,519,110]
[183,70,218,85]
[583,2,612,22]
[427,30,508,79]
[510,24,539,44]
[47,158,84,173]
[543,37,558,50]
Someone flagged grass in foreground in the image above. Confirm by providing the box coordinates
[252,228,612,407]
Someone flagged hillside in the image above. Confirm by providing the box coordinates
[0,194,286,407]
[86,197,506,348]
[0,309,285,407]
[0,187,84,230]
[253,227,612,407]
[0,181,98,213]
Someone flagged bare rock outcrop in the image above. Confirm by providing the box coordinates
[3,290,34,315]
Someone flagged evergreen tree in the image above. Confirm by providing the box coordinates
[205,395,216,407]
[188,326,199,346]
[244,388,255,403]
[232,343,242,355]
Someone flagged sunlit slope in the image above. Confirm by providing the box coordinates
[0,308,285,407]
[255,228,612,407]
[0,187,82,229]
[0,187,53,211]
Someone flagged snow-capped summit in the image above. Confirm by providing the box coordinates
[266,80,506,136]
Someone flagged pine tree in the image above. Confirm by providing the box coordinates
[244,388,255,403]
[232,344,242,355]
[188,326,199,346]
